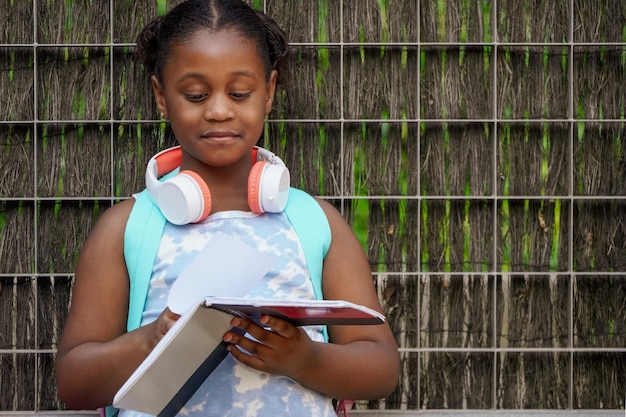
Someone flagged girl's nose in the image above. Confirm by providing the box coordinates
[204,93,235,121]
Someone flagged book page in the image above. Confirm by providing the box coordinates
[167,232,276,314]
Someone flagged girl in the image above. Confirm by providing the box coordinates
[55,0,399,416]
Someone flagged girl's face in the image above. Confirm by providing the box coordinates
[152,29,277,170]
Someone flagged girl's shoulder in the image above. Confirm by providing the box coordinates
[304,195,346,235]
[80,198,136,257]
[94,198,135,235]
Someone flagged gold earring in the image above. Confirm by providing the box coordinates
[160,111,165,119]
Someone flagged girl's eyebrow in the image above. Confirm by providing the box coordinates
[177,72,205,82]
[177,70,259,83]
[231,70,259,80]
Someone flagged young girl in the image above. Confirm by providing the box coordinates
[55,0,399,416]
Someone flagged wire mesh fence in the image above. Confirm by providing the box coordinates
[1,0,625,414]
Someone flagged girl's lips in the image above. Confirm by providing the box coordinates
[200,132,240,144]
[200,131,240,144]
[201,129,239,139]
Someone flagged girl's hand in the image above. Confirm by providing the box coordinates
[145,308,181,351]
[223,316,316,379]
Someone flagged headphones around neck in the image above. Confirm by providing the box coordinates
[145,146,290,225]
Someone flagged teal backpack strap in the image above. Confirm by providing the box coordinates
[124,189,167,332]
[103,406,118,417]
[283,188,331,301]
[283,188,331,341]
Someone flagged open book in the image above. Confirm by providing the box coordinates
[113,297,385,417]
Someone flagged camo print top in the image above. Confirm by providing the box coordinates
[118,209,336,417]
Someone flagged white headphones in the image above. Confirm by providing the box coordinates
[145,146,290,225]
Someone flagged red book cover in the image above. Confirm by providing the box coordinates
[204,297,386,326]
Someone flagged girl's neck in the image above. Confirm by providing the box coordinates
[184,159,254,214]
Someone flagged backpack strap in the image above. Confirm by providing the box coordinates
[124,189,167,332]
[283,188,330,301]
[103,405,118,417]
[284,188,331,341]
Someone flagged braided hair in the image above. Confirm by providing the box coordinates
[135,0,289,84]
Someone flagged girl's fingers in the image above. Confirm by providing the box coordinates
[223,318,271,354]
[257,315,297,338]
[228,316,294,344]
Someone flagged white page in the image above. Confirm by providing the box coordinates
[167,232,276,315]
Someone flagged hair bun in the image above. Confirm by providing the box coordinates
[255,11,289,71]
[135,15,165,76]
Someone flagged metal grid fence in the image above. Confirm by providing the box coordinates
[1,0,625,414]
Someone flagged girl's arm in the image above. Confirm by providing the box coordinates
[54,200,179,410]
[226,198,400,400]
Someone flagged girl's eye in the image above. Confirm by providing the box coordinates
[185,94,206,102]
[230,92,251,100]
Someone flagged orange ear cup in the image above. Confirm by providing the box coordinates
[247,161,268,214]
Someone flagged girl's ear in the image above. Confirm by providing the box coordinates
[151,75,167,119]
[264,70,278,115]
